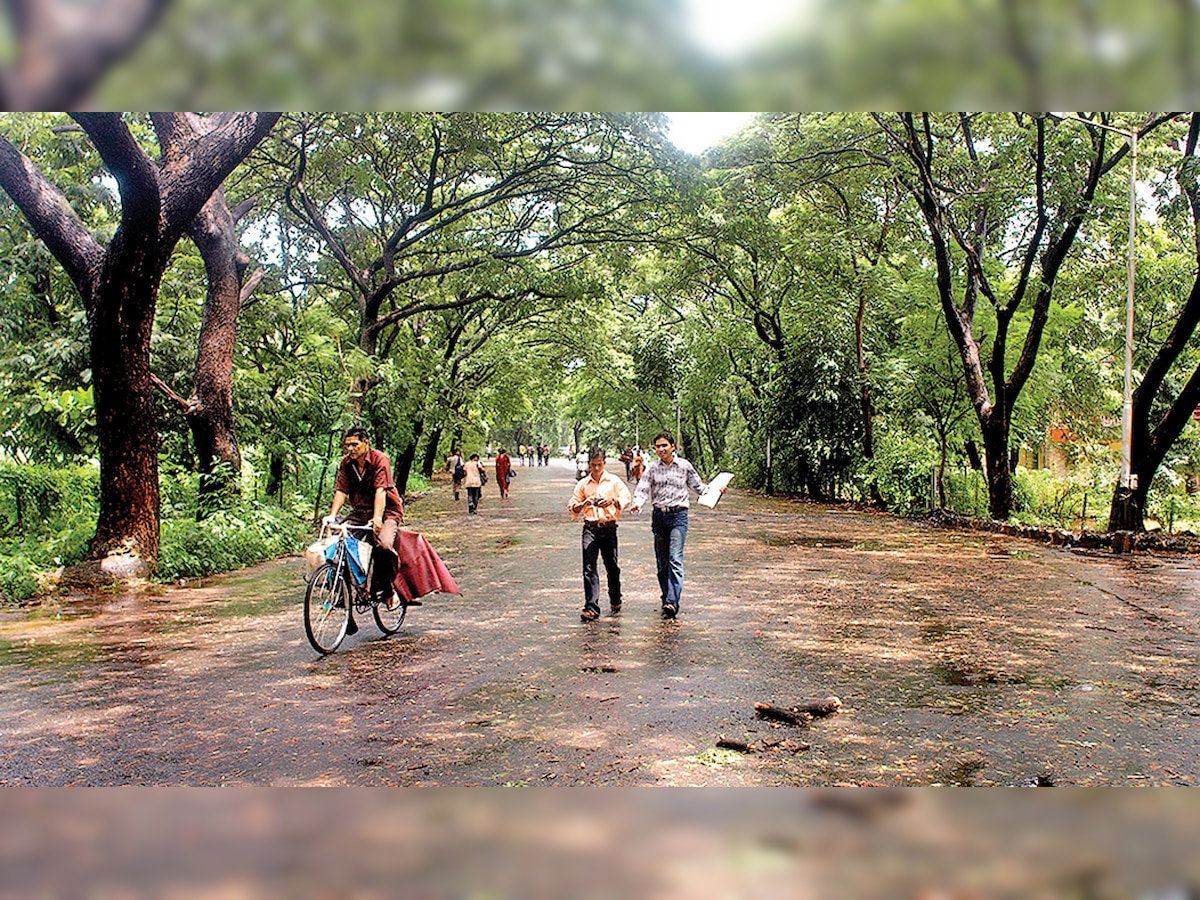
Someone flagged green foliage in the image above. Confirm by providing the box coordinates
[157,502,309,581]
[764,334,863,497]
[0,553,39,603]
[857,432,938,516]
[1010,467,1092,528]
[0,462,99,602]
[943,469,991,519]
[0,461,99,535]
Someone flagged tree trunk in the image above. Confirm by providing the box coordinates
[393,418,424,494]
[1107,484,1146,532]
[85,243,163,575]
[422,426,444,478]
[0,112,279,580]
[185,186,257,503]
[981,421,1014,521]
[265,453,285,500]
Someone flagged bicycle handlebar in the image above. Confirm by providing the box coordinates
[319,520,376,539]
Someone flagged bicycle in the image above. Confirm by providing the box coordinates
[304,521,407,654]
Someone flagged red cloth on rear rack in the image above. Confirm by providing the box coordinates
[392,528,460,602]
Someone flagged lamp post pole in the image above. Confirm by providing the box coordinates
[1121,128,1138,494]
[1051,113,1138,494]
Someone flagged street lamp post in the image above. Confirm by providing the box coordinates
[1050,113,1138,495]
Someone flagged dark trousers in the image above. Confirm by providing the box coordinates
[467,486,481,513]
[651,507,688,610]
[581,521,621,615]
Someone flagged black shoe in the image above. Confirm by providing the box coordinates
[661,605,677,619]
[346,618,359,635]
[580,609,599,622]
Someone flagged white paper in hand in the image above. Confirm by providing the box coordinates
[698,472,733,508]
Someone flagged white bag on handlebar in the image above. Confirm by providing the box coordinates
[305,536,337,577]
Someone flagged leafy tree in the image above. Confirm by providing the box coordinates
[872,112,1173,520]
[0,111,278,578]
[270,112,674,484]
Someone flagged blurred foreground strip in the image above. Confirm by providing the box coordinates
[2,788,1199,898]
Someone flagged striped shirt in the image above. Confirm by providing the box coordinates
[632,456,707,510]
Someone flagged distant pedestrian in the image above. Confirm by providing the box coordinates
[542,444,551,466]
[464,453,486,514]
[446,448,465,501]
[495,448,512,498]
[629,431,725,619]
[629,448,645,484]
[620,446,633,480]
[569,447,631,621]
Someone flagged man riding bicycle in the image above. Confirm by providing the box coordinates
[324,426,405,619]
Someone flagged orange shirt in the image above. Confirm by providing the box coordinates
[569,470,631,525]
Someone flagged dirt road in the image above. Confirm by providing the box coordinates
[4,458,1200,786]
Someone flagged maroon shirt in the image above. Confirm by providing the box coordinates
[334,448,404,523]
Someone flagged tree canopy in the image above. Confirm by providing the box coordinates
[5,110,1200,587]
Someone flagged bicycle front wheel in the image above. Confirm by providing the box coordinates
[373,591,408,634]
[305,563,351,654]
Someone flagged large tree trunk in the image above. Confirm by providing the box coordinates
[1107,485,1146,532]
[85,238,163,575]
[184,187,261,503]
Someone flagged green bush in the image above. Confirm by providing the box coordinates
[0,551,39,603]
[857,433,939,516]
[157,501,309,580]
[0,461,99,535]
[943,469,990,518]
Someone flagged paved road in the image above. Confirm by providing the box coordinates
[4,457,1200,786]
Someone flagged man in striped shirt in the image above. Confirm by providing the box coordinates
[628,430,724,619]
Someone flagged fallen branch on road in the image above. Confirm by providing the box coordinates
[754,696,842,725]
[754,703,813,726]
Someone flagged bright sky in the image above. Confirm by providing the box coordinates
[667,112,757,155]
[684,0,805,58]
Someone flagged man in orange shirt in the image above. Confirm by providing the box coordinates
[568,447,631,621]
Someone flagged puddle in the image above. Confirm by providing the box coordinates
[0,635,99,670]
[933,661,999,686]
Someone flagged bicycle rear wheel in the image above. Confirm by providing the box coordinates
[305,563,351,654]
[373,591,407,634]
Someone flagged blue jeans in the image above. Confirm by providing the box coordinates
[651,507,688,610]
